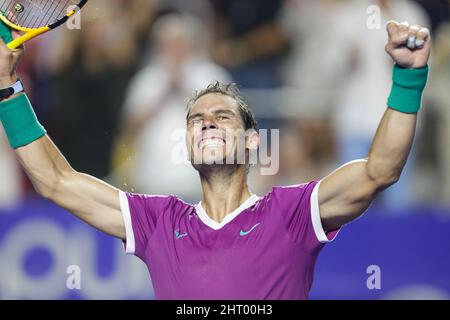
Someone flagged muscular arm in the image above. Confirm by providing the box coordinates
[317,21,431,231]
[319,109,416,231]
[0,27,126,239]
[16,135,126,239]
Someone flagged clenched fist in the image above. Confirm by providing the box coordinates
[385,21,431,69]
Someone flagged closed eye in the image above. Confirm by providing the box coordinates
[189,117,203,125]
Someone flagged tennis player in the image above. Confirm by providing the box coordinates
[0,20,430,299]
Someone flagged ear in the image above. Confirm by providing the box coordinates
[246,130,260,150]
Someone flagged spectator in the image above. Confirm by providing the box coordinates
[283,0,429,209]
[281,0,347,189]
[210,0,290,88]
[43,2,140,178]
[333,0,429,209]
[115,13,231,200]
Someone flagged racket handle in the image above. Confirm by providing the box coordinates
[6,27,50,49]
[6,37,24,49]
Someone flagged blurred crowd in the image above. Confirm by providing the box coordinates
[0,0,449,211]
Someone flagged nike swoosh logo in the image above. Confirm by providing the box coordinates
[240,223,261,236]
[175,230,188,240]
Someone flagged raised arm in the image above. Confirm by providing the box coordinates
[318,21,431,231]
[0,32,125,239]
[16,136,125,239]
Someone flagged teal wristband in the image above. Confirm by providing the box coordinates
[0,17,13,44]
[0,94,46,149]
[387,64,429,114]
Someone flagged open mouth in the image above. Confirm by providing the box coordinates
[199,137,226,148]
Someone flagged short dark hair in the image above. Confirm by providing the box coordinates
[186,82,258,131]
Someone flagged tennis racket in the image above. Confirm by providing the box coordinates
[0,0,87,49]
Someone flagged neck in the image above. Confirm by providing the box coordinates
[199,165,253,223]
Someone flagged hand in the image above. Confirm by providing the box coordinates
[0,29,24,87]
[385,21,431,69]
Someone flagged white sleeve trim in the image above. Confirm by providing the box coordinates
[119,191,136,255]
[310,181,335,243]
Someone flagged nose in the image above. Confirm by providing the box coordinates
[202,118,218,131]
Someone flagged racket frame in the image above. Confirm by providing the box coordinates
[0,0,87,49]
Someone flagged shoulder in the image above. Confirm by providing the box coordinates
[265,181,319,202]
[120,191,193,217]
[254,181,319,219]
[261,181,338,245]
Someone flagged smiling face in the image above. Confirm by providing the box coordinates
[186,93,258,171]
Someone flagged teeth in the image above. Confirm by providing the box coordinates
[199,138,224,148]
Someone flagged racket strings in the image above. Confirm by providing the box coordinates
[0,0,77,29]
